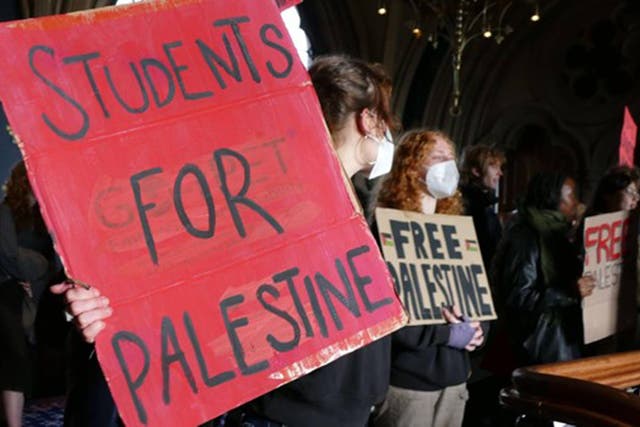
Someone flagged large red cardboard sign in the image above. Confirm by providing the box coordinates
[0,1,405,426]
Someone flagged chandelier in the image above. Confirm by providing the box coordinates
[377,0,541,116]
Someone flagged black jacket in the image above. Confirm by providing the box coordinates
[491,215,582,365]
[389,324,472,391]
[461,183,502,270]
[252,338,390,426]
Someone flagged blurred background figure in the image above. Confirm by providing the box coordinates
[585,165,640,215]
[459,146,508,426]
[581,165,640,354]
[460,144,506,271]
[0,161,51,427]
[0,161,51,303]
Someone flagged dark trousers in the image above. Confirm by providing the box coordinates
[63,334,122,427]
[63,333,232,427]
[0,279,31,393]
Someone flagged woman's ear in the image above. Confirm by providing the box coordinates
[471,167,481,178]
[358,108,378,136]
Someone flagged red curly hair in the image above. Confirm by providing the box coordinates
[376,129,463,215]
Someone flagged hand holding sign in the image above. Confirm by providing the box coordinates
[50,282,112,343]
[577,275,596,298]
[582,210,634,344]
[465,323,485,351]
[442,305,484,351]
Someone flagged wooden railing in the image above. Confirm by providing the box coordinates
[500,351,640,426]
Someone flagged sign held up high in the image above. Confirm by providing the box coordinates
[0,1,406,426]
[375,207,497,325]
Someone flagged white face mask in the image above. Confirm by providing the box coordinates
[426,160,459,199]
[367,129,394,180]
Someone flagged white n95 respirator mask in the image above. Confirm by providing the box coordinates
[426,160,459,199]
[367,130,394,180]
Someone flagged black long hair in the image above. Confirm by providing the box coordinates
[524,172,568,210]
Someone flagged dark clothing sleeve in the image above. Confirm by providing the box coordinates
[0,204,20,279]
[392,324,450,351]
[0,203,50,300]
[393,320,488,353]
[462,184,502,269]
[389,324,471,391]
[477,321,490,350]
[501,230,577,316]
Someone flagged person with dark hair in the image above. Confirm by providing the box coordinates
[0,161,51,303]
[458,144,506,427]
[373,129,485,427]
[586,165,640,215]
[52,54,400,427]
[0,161,52,427]
[460,144,505,270]
[492,172,595,366]
[580,165,640,354]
